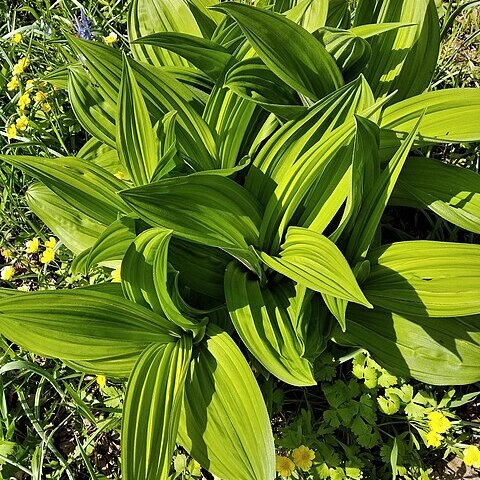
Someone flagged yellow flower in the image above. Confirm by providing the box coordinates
[41,102,52,113]
[292,445,315,471]
[25,237,40,253]
[96,375,107,390]
[17,93,31,110]
[276,455,295,478]
[2,249,13,260]
[6,124,17,140]
[111,268,121,283]
[104,32,118,45]
[11,33,22,44]
[114,170,125,180]
[16,115,29,131]
[1,266,15,281]
[26,79,35,90]
[425,431,443,448]
[13,57,30,75]
[428,410,451,434]
[40,247,55,264]
[464,445,480,468]
[34,91,47,102]
[7,76,19,91]
[44,237,57,249]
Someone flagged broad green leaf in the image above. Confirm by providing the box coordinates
[122,228,206,335]
[335,305,480,385]
[119,173,262,251]
[350,22,413,39]
[0,288,179,377]
[344,115,422,262]
[68,66,116,148]
[211,2,344,100]
[117,57,158,185]
[41,65,69,90]
[133,33,234,80]
[224,58,305,119]
[391,157,480,234]
[326,0,351,28]
[225,262,315,386]
[0,155,129,226]
[285,0,328,32]
[86,216,144,270]
[355,0,439,100]
[26,183,104,255]
[77,137,116,162]
[260,227,372,307]
[178,325,275,480]
[122,338,192,480]
[364,241,480,317]
[128,0,205,67]
[380,88,480,144]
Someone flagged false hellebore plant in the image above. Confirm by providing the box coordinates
[1,0,480,478]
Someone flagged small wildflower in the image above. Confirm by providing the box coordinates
[425,431,443,448]
[13,57,30,75]
[17,284,29,291]
[7,76,19,91]
[44,237,57,249]
[16,115,29,131]
[40,247,55,264]
[292,445,315,471]
[111,268,121,283]
[25,237,40,253]
[104,32,118,45]
[1,266,15,281]
[114,170,125,180]
[11,33,22,44]
[17,93,31,110]
[41,102,52,113]
[2,249,13,260]
[74,9,94,40]
[96,375,107,390]
[6,124,17,139]
[464,445,480,468]
[34,91,47,102]
[276,455,295,478]
[428,410,451,434]
[26,79,35,90]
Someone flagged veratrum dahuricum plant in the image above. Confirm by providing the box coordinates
[1,0,480,478]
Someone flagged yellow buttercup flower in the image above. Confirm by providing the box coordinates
[104,32,118,45]
[6,124,17,140]
[41,102,52,113]
[1,266,15,281]
[292,445,315,471]
[96,375,107,390]
[114,170,125,180]
[26,79,35,90]
[7,76,19,91]
[111,268,121,283]
[40,247,55,264]
[464,445,480,468]
[276,455,295,478]
[25,237,40,253]
[2,249,13,260]
[34,91,47,102]
[425,431,442,448]
[11,33,22,44]
[44,237,57,249]
[16,115,29,131]
[428,410,451,434]
[13,57,30,75]
[17,93,31,110]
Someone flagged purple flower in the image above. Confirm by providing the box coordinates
[74,8,94,40]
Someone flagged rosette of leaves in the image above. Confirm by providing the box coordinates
[1,0,480,478]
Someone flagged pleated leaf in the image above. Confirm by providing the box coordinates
[335,305,480,385]
[260,227,372,307]
[178,325,275,480]
[122,338,192,480]
[0,288,179,377]
[211,2,343,101]
[225,262,315,386]
[364,241,480,317]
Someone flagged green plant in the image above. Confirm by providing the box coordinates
[1,0,480,479]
